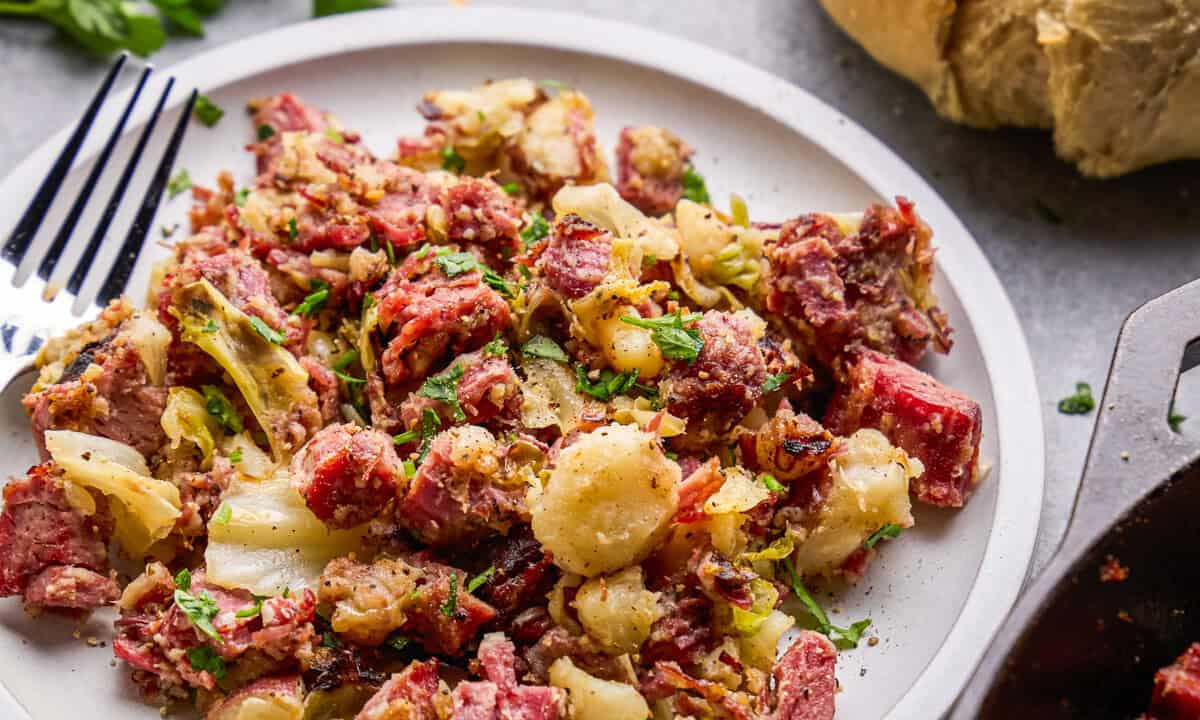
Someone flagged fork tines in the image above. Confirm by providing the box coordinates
[4,53,196,311]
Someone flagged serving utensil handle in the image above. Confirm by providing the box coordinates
[951,277,1200,717]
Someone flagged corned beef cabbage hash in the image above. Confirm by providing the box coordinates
[0,78,983,720]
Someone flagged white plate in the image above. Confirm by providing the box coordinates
[0,8,1044,720]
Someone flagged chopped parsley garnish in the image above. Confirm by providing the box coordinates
[781,558,871,650]
[186,646,226,679]
[1170,404,1187,433]
[864,523,903,549]
[483,334,508,357]
[501,182,521,195]
[416,408,441,464]
[332,348,359,371]
[762,372,790,394]
[574,365,640,402]
[682,168,710,204]
[665,451,679,461]
[201,319,219,333]
[393,429,419,445]
[760,473,785,493]
[520,214,550,247]
[385,238,397,265]
[385,633,410,653]
[620,311,705,363]
[433,252,514,298]
[667,290,681,301]
[235,596,264,619]
[322,632,342,649]
[166,169,192,199]
[333,369,366,385]
[441,145,466,174]
[633,382,660,403]
[1057,382,1096,415]
[174,587,222,642]
[467,566,495,594]
[293,280,330,317]
[175,568,191,591]
[234,187,250,207]
[202,385,243,433]
[441,574,459,617]
[521,335,569,363]
[403,459,417,477]
[417,364,466,421]
[193,95,224,127]
[211,503,232,525]
[228,449,242,464]
[256,123,276,140]
[324,128,344,144]
[248,316,285,344]
[314,0,391,18]
[287,217,298,243]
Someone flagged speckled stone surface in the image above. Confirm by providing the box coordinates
[2,0,1199,577]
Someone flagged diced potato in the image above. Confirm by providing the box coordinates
[529,424,679,576]
[792,429,920,577]
[518,92,609,185]
[550,657,650,720]
[568,279,666,378]
[574,567,662,655]
[207,675,305,720]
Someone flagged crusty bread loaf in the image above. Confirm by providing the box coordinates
[819,0,1200,177]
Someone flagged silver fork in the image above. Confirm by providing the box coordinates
[0,54,196,390]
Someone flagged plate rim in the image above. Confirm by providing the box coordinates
[0,7,1045,719]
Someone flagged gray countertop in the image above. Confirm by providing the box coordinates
[2,0,1198,577]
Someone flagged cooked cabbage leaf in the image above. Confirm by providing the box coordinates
[161,387,221,467]
[553,183,679,264]
[205,471,366,596]
[44,430,181,555]
[173,279,313,459]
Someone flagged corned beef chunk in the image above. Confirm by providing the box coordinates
[825,349,982,507]
[397,427,523,547]
[23,323,167,461]
[0,463,114,611]
[615,125,694,217]
[771,631,838,720]
[398,350,522,430]
[662,310,768,449]
[538,214,613,301]
[290,423,403,528]
[1148,643,1200,720]
[376,249,512,386]
[764,198,951,370]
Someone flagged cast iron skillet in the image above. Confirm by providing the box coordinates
[951,278,1200,718]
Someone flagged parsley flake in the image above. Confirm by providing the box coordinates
[166,169,192,199]
[416,408,441,464]
[483,334,508,357]
[174,568,191,591]
[441,145,466,174]
[520,214,550,247]
[620,311,705,363]
[202,385,243,433]
[781,558,872,650]
[760,474,785,493]
[256,123,276,140]
[417,364,466,421]
[864,523,903,549]
[682,168,710,204]
[521,335,568,363]
[1058,382,1096,415]
[293,281,329,317]
[193,95,224,127]
[1170,405,1187,433]
[287,217,298,243]
[249,316,285,344]
[762,372,790,394]
[385,633,410,653]
[174,588,222,642]
[467,566,495,594]
[228,449,242,464]
[441,574,459,617]
[234,188,250,207]
[201,319,219,333]
[186,646,226,679]
[235,597,264,619]
[574,365,639,402]
[501,182,521,195]
[332,348,359,371]
[393,429,419,445]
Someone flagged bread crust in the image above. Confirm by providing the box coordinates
[820,0,1200,177]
